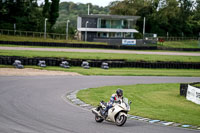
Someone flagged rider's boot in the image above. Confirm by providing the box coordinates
[100,109,108,118]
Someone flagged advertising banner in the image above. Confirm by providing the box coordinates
[122,39,136,45]
[186,85,200,105]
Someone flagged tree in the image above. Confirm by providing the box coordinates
[0,0,44,31]
[109,0,198,37]
[192,0,200,36]
[109,0,145,16]
[43,0,50,18]
[49,0,60,28]
[178,0,194,36]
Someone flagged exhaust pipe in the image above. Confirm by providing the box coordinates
[92,109,101,117]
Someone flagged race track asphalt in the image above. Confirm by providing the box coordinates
[1,46,200,56]
[0,76,200,133]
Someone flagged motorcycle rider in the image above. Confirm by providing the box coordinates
[101,89,123,117]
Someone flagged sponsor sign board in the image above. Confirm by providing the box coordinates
[186,85,200,105]
[122,39,136,45]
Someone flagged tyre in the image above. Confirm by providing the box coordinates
[115,114,127,126]
[95,115,104,123]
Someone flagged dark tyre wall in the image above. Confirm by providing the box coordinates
[180,82,200,97]
[0,56,200,69]
[0,41,200,51]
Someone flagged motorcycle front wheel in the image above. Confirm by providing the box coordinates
[115,114,127,126]
[95,115,104,123]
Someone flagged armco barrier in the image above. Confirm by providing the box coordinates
[1,40,200,51]
[0,56,200,69]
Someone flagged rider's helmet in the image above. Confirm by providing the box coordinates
[116,89,123,97]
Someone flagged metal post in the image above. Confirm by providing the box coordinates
[182,32,184,40]
[199,33,200,48]
[198,37,200,48]
[143,17,146,36]
[14,23,16,35]
[85,21,89,42]
[88,4,90,15]
[66,20,70,40]
[44,18,48,39]
[167,32,169,41]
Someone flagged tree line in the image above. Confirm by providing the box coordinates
[0,0,199,37]
[0,1,109,37]
[0,0,60,32]
[110,0,200,37]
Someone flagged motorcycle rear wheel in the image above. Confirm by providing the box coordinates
[115,114,127,126]
[95,115,104,123]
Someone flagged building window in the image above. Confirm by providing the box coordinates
[122,20,128,29]
[100,19,130,29]
[100,19,111,28]
[101,20,106,28]
[124,32,131,38]
[115,32,122,38]
[109,33,115,38]
[111,20,121,29]
[99,32,108,38]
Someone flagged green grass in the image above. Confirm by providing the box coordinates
[192,83,200,88]
[77,83,200,126]
[0,49,199,63]
[0,35,106,45]
[158,40,200,48]
[1,65,200,77]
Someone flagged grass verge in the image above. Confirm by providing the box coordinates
[77,83,200,126]
[0,35,106,45]
[1,65,200,77]
[158,40,200,48]
[0,49,199,63]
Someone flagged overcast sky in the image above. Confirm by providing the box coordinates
[38,0,117,7]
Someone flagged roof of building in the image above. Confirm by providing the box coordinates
[79,14,140,20]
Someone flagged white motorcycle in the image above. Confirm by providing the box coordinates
[92,97,131,126]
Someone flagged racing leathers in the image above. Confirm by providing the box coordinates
[102,94,122,117]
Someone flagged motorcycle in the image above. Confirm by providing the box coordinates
[92,97,131,126]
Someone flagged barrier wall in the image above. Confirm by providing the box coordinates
[0,41,157,50]
[180,82,200,97]
[187,84,200,105]
[0,40,200,51]
[0,56,200,69]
